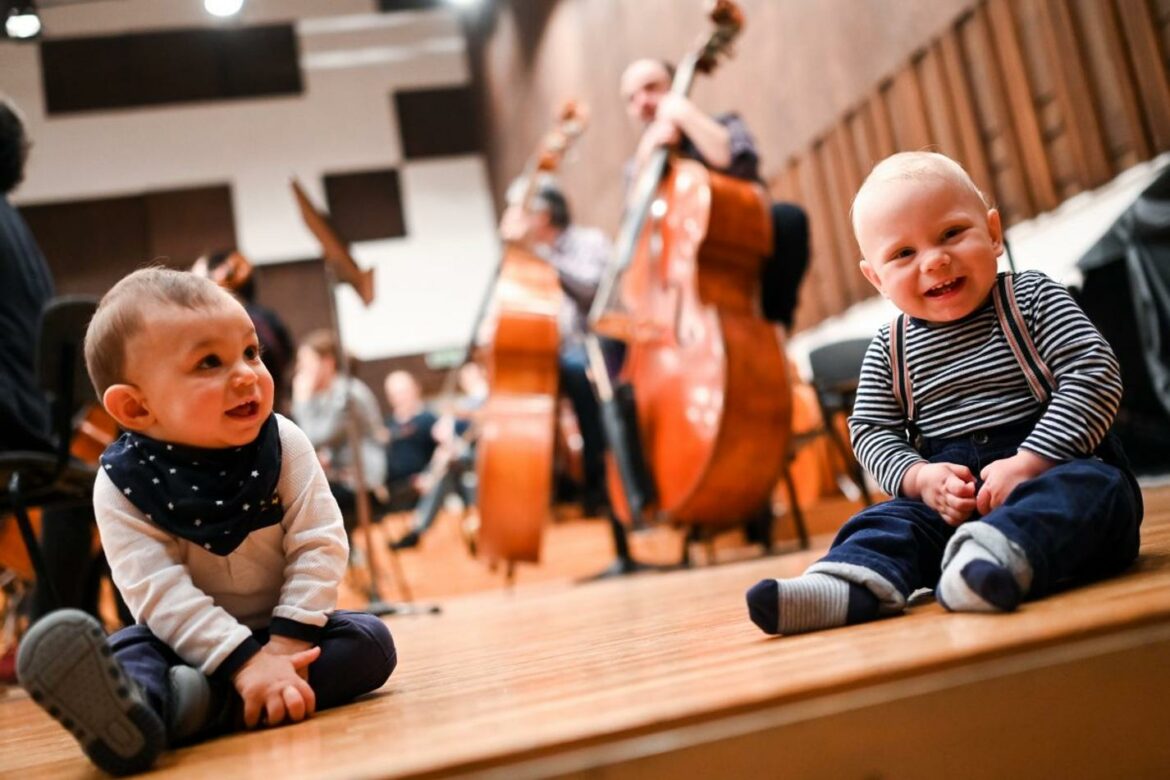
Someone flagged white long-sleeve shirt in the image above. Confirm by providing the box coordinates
[94,414,348,677]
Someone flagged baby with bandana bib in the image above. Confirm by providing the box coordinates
[17,268,396,776]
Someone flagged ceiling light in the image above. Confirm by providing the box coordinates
[204,0,245,18]
[5,1,42,40]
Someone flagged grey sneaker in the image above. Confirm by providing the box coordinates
[165,665,213,744]
[16,610,165,776]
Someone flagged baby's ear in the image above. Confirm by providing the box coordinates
[102,384,154,431]
[987,208,1004,254]
[859,257,883,294]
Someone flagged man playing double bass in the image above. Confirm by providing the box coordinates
[620,58,808,328]
[499,176,618,517]
[622,58,760,184]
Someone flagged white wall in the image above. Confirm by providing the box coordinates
[0,0,498,360]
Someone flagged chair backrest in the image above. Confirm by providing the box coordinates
[808,337,872,394]
[35,296,99,461]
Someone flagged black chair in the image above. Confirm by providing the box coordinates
[807,337,874,506]
[0,296,100,611]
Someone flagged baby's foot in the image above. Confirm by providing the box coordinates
[17,610,165,776]
[746,574,879,635]
[937,538,1022,612]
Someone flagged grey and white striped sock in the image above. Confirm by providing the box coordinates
[747,573,879,635]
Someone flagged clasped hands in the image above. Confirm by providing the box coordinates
[231,635,319,729]
[903,450,1055,526]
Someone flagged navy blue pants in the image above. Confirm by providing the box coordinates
[108,610,396,740]
[559,338,625,502]
[819,420,1143,601]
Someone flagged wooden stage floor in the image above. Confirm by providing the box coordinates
[3,485,1170,778]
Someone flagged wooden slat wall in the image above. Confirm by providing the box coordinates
[776,0,1170,333]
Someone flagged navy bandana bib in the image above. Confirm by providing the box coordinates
[99,415,284,556]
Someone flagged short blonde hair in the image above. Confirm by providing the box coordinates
[84,267,230,396]
[851,151,988,235]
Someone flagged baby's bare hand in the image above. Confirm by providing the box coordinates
[232,645,320,728]
[977,450,1055,515]
[265,635,315,681]
[909,462,976,526]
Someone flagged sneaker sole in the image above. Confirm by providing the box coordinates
[16,610,165,776]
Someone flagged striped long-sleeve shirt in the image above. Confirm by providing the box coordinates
[848,271,1122,496]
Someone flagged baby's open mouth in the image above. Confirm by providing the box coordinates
[227,400,259,418]
[925,277,964,297]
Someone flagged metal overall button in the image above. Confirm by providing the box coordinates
[973,431,989,445]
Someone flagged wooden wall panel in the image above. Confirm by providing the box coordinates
[1071,0,1151,169]
[822,128,869,306]
[915,46,965,162]
[22,196,150,297]
[394,87,482,160]
[785,158,832,331]
[251,259,332,348]
[959,8,1034,224]
[987,0,1059,212]
[1115,0,1170,150]
[1158,0,1170,62]
[937,30,997,199]
[323,169,406,242]
[885,69,932,153]
[143,185,236,264]
[1035,0,1114,191]
[20,184,236,297]
[41,26,302,115]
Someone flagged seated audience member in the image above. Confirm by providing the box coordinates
[18,268,395,775]
[291,330,388,531]
[382,370,438,512]
[390,362,487,550]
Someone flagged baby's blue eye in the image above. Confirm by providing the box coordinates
[245,345,260,361]
[198,355,222,369]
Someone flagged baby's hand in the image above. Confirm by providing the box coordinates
[232,643,320,728]
[904,462,976,526]
[977,450,1055,515]
[265,635,315,681]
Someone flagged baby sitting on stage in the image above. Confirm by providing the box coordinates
[18,268,396,774]
[747,151,1143,635]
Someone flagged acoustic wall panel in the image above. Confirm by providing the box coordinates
[324,168,406,242]
[41,25,303,114]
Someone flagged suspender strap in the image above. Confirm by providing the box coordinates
[887,274,1054,434]
[992,274,1055,404]
[888,314,915,422]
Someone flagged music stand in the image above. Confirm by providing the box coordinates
[291,178,439,617]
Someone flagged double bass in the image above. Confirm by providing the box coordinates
[589,1,791,533]
[473,104,588,571]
